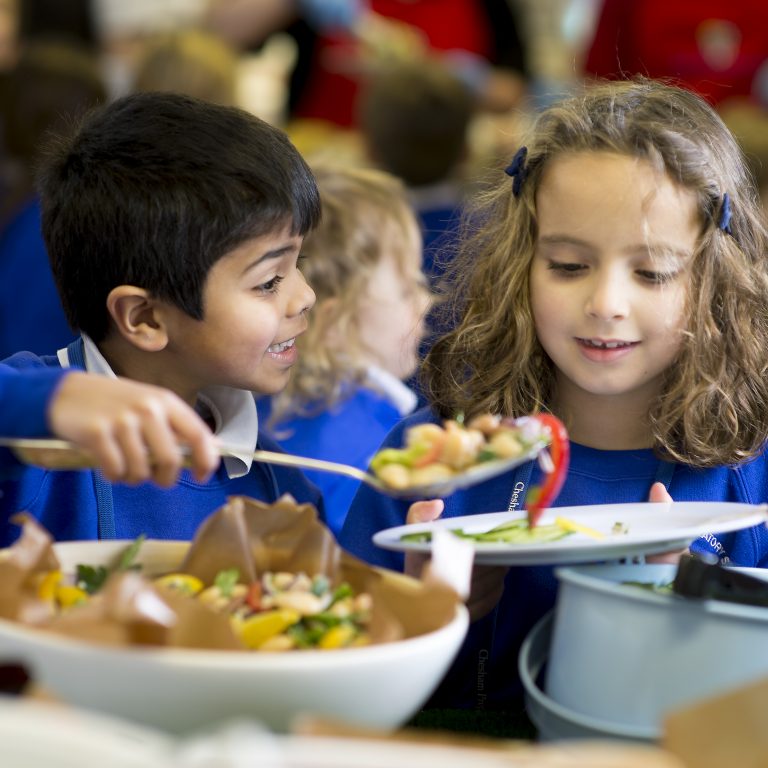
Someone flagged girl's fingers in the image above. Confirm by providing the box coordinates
[406,499,444,524]
[648,481,673,503]
[404,499,444,578]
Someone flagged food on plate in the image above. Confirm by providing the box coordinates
[401,514,630,546]
[401,516,572,545]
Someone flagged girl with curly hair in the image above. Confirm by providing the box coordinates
[340,78,768,709]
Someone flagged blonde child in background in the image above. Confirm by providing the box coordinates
[258,163,430,536]
[340,78,768,710]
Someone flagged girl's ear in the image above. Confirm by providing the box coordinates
[106,285,169,351]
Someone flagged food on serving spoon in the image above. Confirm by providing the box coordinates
[371,413,570,528]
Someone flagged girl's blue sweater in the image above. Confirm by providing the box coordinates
[339,406,768,710]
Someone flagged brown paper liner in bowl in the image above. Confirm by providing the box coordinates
[0,496,464,651]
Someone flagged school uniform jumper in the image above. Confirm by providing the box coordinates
[0,336,324,546]
[339,405,768,710]
[257,366,417,537]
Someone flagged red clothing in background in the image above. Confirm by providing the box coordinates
[294,0,521,126]
[584,0,768,105]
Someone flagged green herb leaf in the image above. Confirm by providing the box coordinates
[331,582,353,603]
[214,568,240,597]
[116,534,146,571]
[76,564,109,594]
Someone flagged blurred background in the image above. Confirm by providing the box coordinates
[1,0,767,359]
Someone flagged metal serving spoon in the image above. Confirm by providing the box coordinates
[0,436,550,500]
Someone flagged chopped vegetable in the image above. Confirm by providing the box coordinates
[554,516,605,540]
[523,414,570,529]
[401,517,571,545]
[370,413,556,492]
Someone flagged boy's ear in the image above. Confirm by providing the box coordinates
[106,285,169,351]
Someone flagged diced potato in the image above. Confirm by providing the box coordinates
[439,424,484,469]
[271,589,330,616]
[405,423,445,449]
[375,462,412,489]
[467,413,501,435]
[258,634,296,652]
[408,463,454,487]
[488,429,524,458]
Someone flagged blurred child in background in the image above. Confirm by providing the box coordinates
[0,40,106,359]
[358,57,474,283]
[258,163,430,536]
[133,27,238,106]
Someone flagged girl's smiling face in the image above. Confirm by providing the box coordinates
[530,151,701,418]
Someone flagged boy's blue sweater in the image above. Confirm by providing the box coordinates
[0,352,324,546]
[339,406,768,711]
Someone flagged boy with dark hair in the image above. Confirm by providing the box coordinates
[0,90,322,545]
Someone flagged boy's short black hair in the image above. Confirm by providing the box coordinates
[38,91,321,342]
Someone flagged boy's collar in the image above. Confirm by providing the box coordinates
[58,335,258,479]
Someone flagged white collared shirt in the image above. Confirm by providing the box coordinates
[57,335,258,479]
[364,365,418,417]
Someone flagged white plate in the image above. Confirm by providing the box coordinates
[372,501,768,565]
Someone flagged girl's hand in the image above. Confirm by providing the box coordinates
[648,481,673,503]
[48,372,220,486]
[404,499,507,622]
[403,500,443,578]
[646,481,688,563]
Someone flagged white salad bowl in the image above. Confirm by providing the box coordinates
[0,539,468,734]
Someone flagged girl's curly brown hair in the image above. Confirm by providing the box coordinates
[268,162,421,427]
[423,78,768,467]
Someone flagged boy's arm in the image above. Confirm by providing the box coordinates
[0,366,220,486]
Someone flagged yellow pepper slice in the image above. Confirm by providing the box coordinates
[554,516,605,540]
[55,584,89,608]
[318,623,357,650]
[36,570,63,602]
[154,573,205,596]
[237,609,300,649]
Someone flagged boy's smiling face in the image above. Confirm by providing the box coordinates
[157,224,316,402]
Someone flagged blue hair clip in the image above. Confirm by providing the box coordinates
[504,146,528,197]
[719,192,733,235]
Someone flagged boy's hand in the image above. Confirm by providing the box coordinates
[48,372,220,486]
[404,499,508,622]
